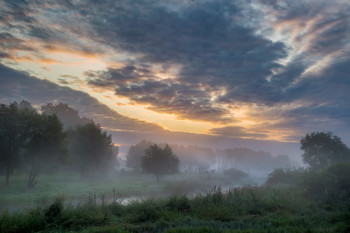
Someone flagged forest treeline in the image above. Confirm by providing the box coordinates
[0,101,118,188]
[125,140,290,175]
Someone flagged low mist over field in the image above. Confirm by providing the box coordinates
[1,0,350,232]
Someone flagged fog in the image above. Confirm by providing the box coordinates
[1,101,349,232]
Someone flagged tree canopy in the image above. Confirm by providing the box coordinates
[300,132,350,170]
[41,103,93,129]
[0,101,67,187]
[68,123,116,177]
[141,144,179,181]
[0,102,31,186]
[126,140,153,171]
[24,113,67,188]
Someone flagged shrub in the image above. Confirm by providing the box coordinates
[124,199,162,223]
[301,162,350,208]
[45,199,63,223]
[166,196,191,212]
[266,168,305,186]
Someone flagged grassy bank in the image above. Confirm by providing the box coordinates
[1,185,349,233]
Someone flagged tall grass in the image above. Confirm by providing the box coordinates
[1,185,349,233]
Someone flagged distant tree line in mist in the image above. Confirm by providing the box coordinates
[125,140,291,175]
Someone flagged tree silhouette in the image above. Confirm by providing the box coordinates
[41,103,93,129]
[301,132,350,170]
[0,101,67,187]
[24,113,67,188]
[126,140,153,172]
[69,123,116,177]
[0,102,30,186]
[141,144,179,181]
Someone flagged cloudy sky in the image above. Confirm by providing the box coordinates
[1,0,350,157]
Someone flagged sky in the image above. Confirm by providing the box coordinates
[1,0,350,159]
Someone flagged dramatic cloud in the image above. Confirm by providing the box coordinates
[83,0,287,116]
[0,0,349,144]
[0,64,163,133]
[0,63,301,159]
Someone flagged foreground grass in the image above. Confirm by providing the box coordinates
[1,185,349,233]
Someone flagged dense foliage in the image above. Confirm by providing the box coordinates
[41,103,93,129]
[0,101,118,186]
[300,132,350,170]
[68,123,116,177]
[126,140,153,171]
[24,113,67,188]
[0,102,66,187]
[0,102,31,186]
[142,144,179,181]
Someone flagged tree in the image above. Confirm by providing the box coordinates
[141,144,179,181]
[19,100,35,111]
[300,132,350,170]
[126,140,153,172]
[0,102,29,186]
[69,123,116,177]
[41,103,93,129]
[24,113,67,188]
[0,101,68,187]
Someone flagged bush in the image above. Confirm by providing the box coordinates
[45,199,63,223]
[266,168,305,186]
[301,162,350,208]
[166,196,191,212]
[125,199,162,223]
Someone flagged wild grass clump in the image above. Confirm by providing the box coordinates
[0,208,45,233]
[123,199,164,223]
[166,195,191,213]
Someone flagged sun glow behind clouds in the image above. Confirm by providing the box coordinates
[0,40,324,142]
[4,48,216,134]
[1,0,349,144]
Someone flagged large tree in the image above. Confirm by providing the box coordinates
[0,102,30,186]
[141,144,179,181]
[24,113,67,188]
[300,132,350,170]
[126,140,153,172]
[41,103,93,129]
[69,123,116,177]
[0,101,67,187]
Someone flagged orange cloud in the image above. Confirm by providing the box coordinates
[43,44,100,59]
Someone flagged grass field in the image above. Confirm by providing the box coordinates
[0,171,256,213]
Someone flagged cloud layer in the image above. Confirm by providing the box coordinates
[1,0,350,143]
[0,64,162,134]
